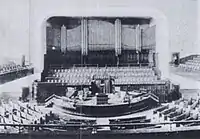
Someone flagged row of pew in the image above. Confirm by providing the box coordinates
[0,101,45,133]
[109,97,200,130]
[154,98,200,123]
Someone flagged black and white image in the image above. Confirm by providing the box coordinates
[0,0,199,139]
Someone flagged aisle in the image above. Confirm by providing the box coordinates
[169,73,200,89]
[169,66,200,89]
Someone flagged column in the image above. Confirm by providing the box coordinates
[61,25,67,53]
[81,18,88,56]
[115,19,122,56]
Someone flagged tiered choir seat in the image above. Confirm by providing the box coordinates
[0,62,29,75]
[46,67,163,85]
[0,60,34,84]
[179,55,200,71]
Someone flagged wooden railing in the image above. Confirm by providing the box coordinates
[0,119,200,134]
[49,63,151,69]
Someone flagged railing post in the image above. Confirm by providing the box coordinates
[18,125,21,134]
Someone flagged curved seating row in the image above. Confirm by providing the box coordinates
[45,67,160,85]
[46,77,164,85]
[179,56,200,71]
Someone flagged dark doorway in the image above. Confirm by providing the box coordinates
[171,52,180,66]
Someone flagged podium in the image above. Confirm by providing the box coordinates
[96,93,108,105]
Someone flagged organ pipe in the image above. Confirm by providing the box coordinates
[81,19,84,54]
[61,25,67,53]
[85,19,88,55]
[81,18,88,55]
[115,19,122,56]
[135,25,142,52]
[115,19,118,56]
[118,20,122,55]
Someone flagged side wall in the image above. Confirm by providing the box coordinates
[0,0,30,64]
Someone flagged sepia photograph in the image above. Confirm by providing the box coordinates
[0,0,199,138]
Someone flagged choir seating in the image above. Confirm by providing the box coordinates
[178,55,200,72]
[0,61,34,84]
[45,66,163,86]
[0,61,30,74]
[37,65,174,103]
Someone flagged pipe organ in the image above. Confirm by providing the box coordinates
[46,18,156,67]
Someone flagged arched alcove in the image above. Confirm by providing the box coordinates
[30,7,169,78]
